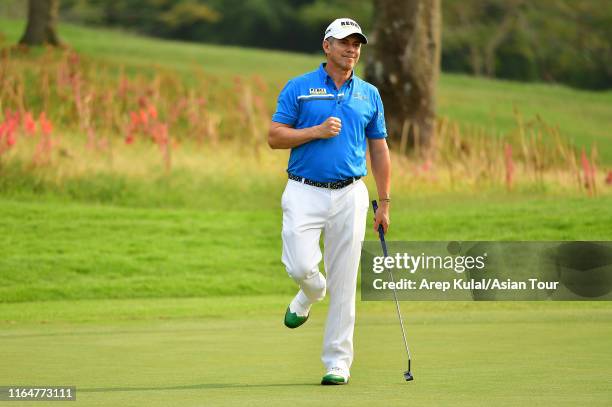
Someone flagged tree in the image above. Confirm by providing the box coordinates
[20,0,61,46]
[365,0,441,153]
[443,0,525,77]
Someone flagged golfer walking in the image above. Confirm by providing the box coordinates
[268,18,391,385]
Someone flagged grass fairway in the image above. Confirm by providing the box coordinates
[1,297,611,406]
[2,193,611,302]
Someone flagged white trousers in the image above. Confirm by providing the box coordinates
[281,178,369,373]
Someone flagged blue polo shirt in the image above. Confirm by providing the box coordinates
[272,63,387,183]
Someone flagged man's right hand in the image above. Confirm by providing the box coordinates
[268,117,341,149]
[316,117,342,139]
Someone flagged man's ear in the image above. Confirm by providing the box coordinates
[322,39,330,55]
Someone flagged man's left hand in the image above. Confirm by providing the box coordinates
[373,202,390,234]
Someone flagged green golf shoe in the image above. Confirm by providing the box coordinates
[321,368,349,385]
[283,306,309,329]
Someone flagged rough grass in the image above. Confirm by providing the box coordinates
[2,18,611,162]
[2,193,611,303]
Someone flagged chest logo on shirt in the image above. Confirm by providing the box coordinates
[353,92,367,101]
[309,88,327,95]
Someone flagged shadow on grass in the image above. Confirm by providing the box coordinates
[79,383,319,392]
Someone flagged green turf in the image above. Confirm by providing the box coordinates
[1,193,611,303]
[1,297,611,406]
[1,18,611,162]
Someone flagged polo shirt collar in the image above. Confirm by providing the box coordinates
[319,63,354,87]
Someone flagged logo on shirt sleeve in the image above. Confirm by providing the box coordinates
[309,88,327,95]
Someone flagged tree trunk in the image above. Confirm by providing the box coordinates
[365,0,441,154]
[484,13,517,77]
[19,0,61,46]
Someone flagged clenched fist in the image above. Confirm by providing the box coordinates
[316,117,342,139]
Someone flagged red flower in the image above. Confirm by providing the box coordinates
[606,170,612,185]
[421,158,432,173]
[139,109,148,126]
[580,148,596,194]
[154,123,168,146]
[2,115,18,148]
[504,143,514,189]
[6,131,16,147]
[23,112,37,135]
[138,96,148,108]
[148,105,158,119]
[39,112,53,135]
[130,111,140,127]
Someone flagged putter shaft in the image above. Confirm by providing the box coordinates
[372,201,413,368]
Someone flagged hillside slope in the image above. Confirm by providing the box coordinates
[1,18,611,162]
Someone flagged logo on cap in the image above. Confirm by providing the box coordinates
[324,18,368,43]
[340,20,360,29]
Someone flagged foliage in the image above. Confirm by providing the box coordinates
[442,0,612,89]
[55,0,373,52]
[0,20,611,197]
[39,0,610,89]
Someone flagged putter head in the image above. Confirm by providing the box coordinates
[404,370,414,381]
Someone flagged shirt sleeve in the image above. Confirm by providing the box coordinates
[272,80,298,126]
[365,87,387,139]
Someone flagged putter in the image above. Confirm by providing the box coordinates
[372,200,414,382]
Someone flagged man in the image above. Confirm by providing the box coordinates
[268,18,391,385]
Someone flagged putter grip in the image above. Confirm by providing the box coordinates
[371,200,385,240]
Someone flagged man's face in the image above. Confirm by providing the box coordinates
[323,34,362,71]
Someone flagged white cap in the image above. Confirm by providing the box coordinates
[323,18,368,44]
